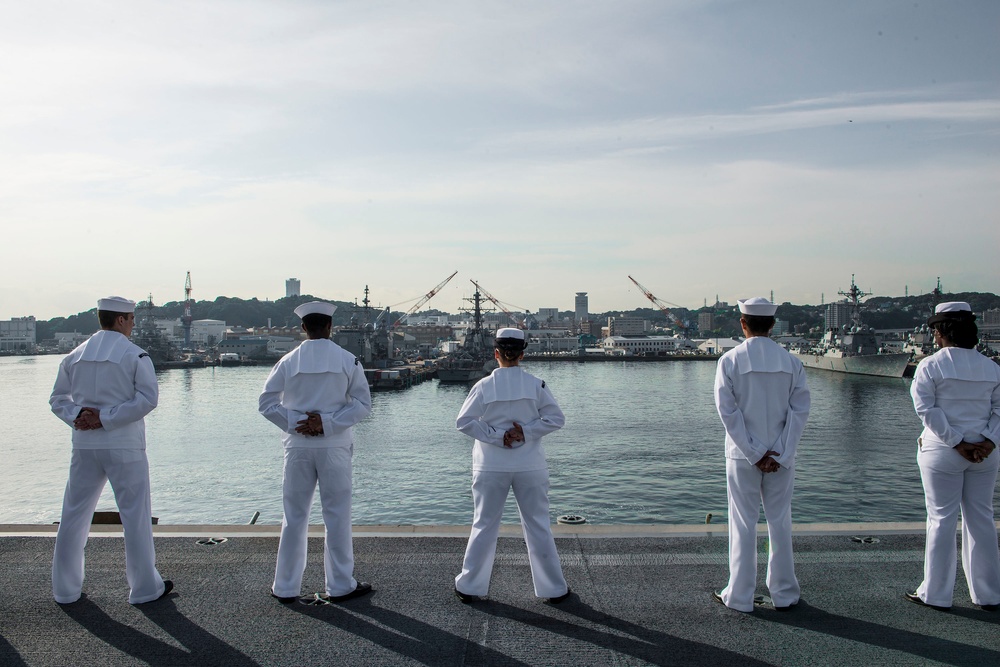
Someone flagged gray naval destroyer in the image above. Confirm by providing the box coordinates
[790,276,910,378]
[436,287,497,383]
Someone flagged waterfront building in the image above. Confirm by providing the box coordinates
[527,335,579,354]
[575,293,588,322]
[154,318,184,342]
[602,335,695,355]
[697,337,742,355]
[698,312,716,332]
[0,316,36,353]
[54,331,89,353]
[772,318,790,336]
[608,316,649,336]
[266,336,299,356]
[217,337,269,358]
[191,319,228,346]
[285,278,301,298]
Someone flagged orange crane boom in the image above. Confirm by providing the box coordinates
[471,280,525,328]
[627,275,689,335]
[390,271,458,329]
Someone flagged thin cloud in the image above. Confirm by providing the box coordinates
[481,96,1000,155]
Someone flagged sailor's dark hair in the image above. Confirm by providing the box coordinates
[740,314,775,336]
[932,318,978,349]
[98,310,131,329]
[495,336,527,361]
[301,313,333,337]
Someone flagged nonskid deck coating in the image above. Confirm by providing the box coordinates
[1,528,999,666]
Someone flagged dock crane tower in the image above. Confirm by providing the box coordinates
[627,275,690,337]
[471,280,525,328]
[182,272,193,349]
[390,271,458,329]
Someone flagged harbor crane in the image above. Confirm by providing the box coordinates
[471,280,526,328]
[627,275,690,336]
[182,272,193,348]
[390,270,458,329]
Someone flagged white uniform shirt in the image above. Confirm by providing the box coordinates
[714,336,810,467]
[259,338,372,448]
[456,366,565,472]
[910,347,1000,451]
[49,330,158,449]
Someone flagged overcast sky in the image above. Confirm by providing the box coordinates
[2,0,998,320]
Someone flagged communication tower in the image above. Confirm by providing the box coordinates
[182,272,193,349]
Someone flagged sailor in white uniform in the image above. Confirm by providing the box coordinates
[50,296,170,605]
[713,297,810,612]
[454,328,570,603]
[906,302,1000,611]
[259,301,373,603]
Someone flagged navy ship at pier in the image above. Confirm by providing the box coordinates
[789,276,910,378]
[436,287,497,383]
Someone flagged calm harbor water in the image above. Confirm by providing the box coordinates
[2,354,988,527]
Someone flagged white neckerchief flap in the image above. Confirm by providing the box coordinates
[76,330,132,365]
[285,339,349,376]
[480,367,538,403]
[931,347,1000,382]
[733,337,795,375]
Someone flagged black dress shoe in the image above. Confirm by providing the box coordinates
[270,588,298,604]
[454,587,479,604]
[320,582,373,603]
[711,590,725,605]
[159,580,174,600]
[545,588,572,604]
[773,600,798,612]
[904,591,949,611]
[980,603,1000,611]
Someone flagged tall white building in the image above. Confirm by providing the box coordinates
[0,316,36,353]
[286,278,301,298]
[824,302,852,331]
[574,292,588,322]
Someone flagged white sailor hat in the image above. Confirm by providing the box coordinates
[927,301,974,326]
[97,296,136,313]
[495,327,525,341]
[737,297,777,317]
[294,301,338,318]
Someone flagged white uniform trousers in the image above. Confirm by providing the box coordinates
[273,447,357,598]
[721,459,799,612]
[916,446,1000,607]
[52,449,165,604]
[455,468,568,598]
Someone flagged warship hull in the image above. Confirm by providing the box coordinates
[790,351,910,378]
[436,367,489,383]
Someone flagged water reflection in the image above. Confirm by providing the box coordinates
[0,356,991,525]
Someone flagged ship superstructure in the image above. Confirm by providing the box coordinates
[789,276,910,378]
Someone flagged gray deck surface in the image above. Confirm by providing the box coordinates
[2,530,999,666]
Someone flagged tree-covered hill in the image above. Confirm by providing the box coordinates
[35,295,403,341]
[32,291,1000,343]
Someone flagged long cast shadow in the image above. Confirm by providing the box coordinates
[62,596,259,666]
[481,597,773,666]
[760,600,1000,666]
[288,595,531,667]
[0,633,27,667]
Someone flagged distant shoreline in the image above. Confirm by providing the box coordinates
[523,354,720,362]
